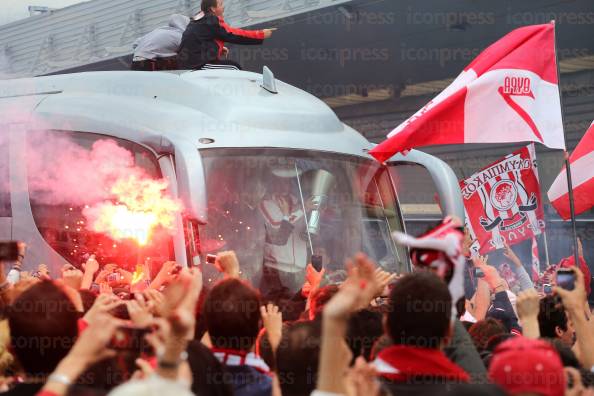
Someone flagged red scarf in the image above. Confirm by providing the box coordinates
[375,345,469,383]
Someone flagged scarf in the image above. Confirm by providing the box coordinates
[374,345,470,383]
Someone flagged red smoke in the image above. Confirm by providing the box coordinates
[27,132,183,246]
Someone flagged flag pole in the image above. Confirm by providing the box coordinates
[532,143,552,268]
[542,231,551,267]
[553,20,580,265]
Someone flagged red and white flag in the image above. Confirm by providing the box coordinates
[370,22,565,163]
[548,121,594,219]
[461,145,545,255]
[531,236,540,281]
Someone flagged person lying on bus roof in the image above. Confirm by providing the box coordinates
[176,0,275,71]
[131,14,190,71]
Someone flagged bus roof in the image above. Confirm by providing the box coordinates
[0,69,374,159]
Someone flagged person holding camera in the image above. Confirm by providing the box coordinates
[177,0,275,70]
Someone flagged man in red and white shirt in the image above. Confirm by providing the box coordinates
[259,175,309,296]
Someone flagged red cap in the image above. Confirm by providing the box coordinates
[489,337,565,396]
[559,256,591,295]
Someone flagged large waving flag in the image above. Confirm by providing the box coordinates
[548,121,594,220]
[370,22,565,163]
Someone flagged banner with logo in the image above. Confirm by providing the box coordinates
[460,145,545,255]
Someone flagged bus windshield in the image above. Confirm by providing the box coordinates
[200,148,407,299]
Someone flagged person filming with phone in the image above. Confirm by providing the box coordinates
[177,0,276,70]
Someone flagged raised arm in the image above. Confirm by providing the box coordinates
[317,253,378,394]
[503,241,534,291]
[555,268,594,370]
[211,16,267,45]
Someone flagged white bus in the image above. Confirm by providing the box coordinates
[0,67,463,292]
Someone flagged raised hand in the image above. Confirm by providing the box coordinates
[143,288,165,316]
[554,268,587,312]
[517,288,540,319]
[306,263,326,291]
[462,228,473,257]
[161,268,203,338]
[554,267,594,369]
[373,268,397,298]
[215,251,240,278]
[83,293,123,325]
[577,238,584,259]
[81,255,100,290]
[502,240,522,268]
[319,253,377,395]
[39,312,126,396]
[83,255,100,275]
[263,28,277,39]
[472,255,504,292]
[117,268,133,285]
[148,269,203,382]
[344,356,381,396]
[99,282,112,296]
[260,303,283,352]
[37,264,51,280]
[150,261,179,290]
[126,293,154,328]
[62,267,83,290]
[274,195,290,216]
[94,264,118,284]
[516,288,540,339]
[323,253,378,320]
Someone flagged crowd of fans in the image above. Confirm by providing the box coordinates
[0,218,593,396]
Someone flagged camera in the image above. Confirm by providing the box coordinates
[474,267,485,278]
[543,284,553,295]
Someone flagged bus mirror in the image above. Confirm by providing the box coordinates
[386,150,464,221]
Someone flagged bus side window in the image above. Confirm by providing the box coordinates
[388,164,445,236]
[0,138,10,217]
[26,130,173,270]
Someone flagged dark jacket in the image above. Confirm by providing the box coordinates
[177,13,264,69]
[443,320,488,383]
[224,365,272,396]
[487,290,521,334]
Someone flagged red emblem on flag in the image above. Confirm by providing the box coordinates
[461,145,545,255]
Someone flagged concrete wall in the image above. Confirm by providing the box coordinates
[0,0,352,78]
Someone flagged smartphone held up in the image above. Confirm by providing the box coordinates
[556,268,576,291]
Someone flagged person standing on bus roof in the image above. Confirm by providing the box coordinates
[177,0,275,70]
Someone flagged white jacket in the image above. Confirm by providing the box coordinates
[132,14,189,59]
[260,195,308,273]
